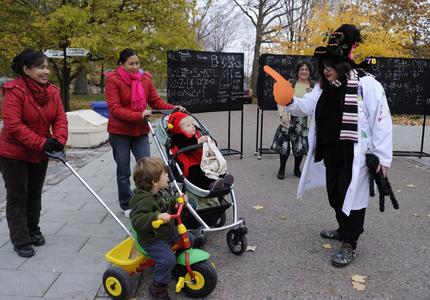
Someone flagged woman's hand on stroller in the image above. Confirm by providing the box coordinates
[141,110,152,119]
[198,136,209,144]
[173,105,186,112]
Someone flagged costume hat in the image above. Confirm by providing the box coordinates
[167,111,190,135]
[314,24,362,62]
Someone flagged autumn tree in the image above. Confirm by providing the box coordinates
[377,0,430,58]
[0,0,199,109]
[233,0,308,92]
[275,0,413,61]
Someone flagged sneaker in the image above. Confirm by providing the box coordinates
[123,209,131,218]
[31,234,45,246]
[331,242,355,267]
[277,170,285,180]
[148,283,171,300]
[320,229,341,240]
[13,244,35,257]
[223,174,234,186]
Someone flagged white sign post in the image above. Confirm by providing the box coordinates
[43,47,89,111]
[44,48,89,58]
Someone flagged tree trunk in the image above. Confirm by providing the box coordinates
[250,4,265,95]
[73,69,89,95]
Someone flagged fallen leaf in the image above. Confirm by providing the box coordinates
[407,184,415,187]
[352,281,366,292]
[280,215,287,220]
[413,213,420,217]
[246,245,257,252]
[322,243,332,249]
[428,214,430,218]
[351,274,367,283]
[396,190,401,193]
[252,205,264,210]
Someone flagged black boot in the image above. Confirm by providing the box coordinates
[294,155,303,177]
[277,155,288,179]
[13,244,35,257]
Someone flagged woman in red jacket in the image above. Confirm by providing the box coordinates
[105,48,184,217]
[0,49,68,257]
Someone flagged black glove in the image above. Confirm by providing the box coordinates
[366,153,399,212]
[43,138,64,153]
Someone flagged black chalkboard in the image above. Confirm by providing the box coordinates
[257,54,318,110]
[257,54,430,115]
[364,57,430,114]
[167,50,244,113]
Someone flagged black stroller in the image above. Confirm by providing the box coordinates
[148,110,248,255]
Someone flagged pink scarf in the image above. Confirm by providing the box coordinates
[116,66,146,111]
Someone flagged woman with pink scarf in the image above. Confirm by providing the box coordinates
[105,48,185,217]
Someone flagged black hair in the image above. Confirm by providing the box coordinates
[317,58,352,90]
[117,48,138,65]
[11,48,47,75]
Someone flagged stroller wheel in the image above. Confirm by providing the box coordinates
[214,212,226,227]
[226,228,247,255]
[102,266,132,300]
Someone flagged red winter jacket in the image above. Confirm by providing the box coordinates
[105,71,174,137]
[0,77,68,163]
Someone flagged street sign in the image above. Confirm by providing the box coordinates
[44,49,64,58]
[44,48,89,58]
[66,48,89,56]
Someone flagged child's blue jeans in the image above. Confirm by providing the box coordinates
[142,228,194,285]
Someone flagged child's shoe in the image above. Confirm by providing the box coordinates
[209,178,225,192]
[148,283,171,300]
[223,174,234,186]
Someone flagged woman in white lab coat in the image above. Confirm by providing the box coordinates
[286,24,393,267]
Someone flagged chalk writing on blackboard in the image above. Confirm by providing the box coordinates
[167,50,244,113]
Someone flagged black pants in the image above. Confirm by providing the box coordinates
[0,157,48,247]
[324,151,366,248]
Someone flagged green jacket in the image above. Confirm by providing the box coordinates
[129,187,177,246]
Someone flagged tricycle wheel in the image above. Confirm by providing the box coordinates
[102,266,132,300]
[214,212,226,227]
[178,260,217,298]
[226,228,247,255]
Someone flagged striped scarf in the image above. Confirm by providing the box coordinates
[340,69,359,142]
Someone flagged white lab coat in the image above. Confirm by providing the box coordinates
[286,75,393,216]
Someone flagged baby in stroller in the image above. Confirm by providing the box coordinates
[167,111,234,193]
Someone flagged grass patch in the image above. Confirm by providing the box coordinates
[70,94,103,111]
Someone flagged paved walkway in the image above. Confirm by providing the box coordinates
[0,104,429,299]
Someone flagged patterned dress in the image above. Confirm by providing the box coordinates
[271,81,313,157]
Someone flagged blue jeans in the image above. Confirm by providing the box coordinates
[142,229,194,285]
[109,133,150,210]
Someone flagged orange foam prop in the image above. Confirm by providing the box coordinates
[263,65,294,106]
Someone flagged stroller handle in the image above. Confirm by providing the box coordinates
[151,109,173,115]
[44,150,66,163]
